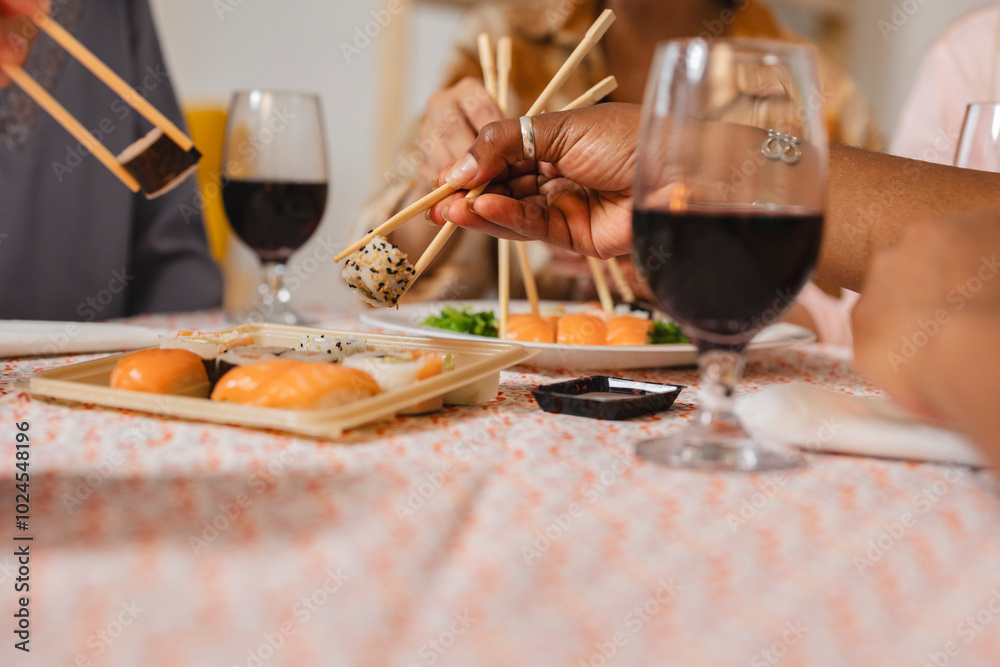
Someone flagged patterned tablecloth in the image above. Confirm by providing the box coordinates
[2,308,999,667]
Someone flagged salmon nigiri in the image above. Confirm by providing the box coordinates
[556,313,607,346]
[505,314,556,343]
[110,349,210,397]
[211,360,380,409]
[605,315,653,346]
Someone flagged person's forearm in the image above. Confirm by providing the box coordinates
[822,145,1000,291]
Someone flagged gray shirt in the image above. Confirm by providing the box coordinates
[0,0,223,321]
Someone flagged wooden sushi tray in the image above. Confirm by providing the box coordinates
[24,323,538,439]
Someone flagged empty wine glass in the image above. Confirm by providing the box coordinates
[954,102,1000,170]
[632,39,828,471]
[222,90,329,325]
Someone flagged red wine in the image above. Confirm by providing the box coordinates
[633,208,822,343]
[223,180,328,261]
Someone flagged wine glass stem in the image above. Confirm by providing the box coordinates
[259,262,291,307]
[695,348,747,435]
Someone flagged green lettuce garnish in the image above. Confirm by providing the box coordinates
[423,307,499,338]
[649,319,688,344]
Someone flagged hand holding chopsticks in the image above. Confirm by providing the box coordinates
[1,9,200,198]
[334,9,615,268]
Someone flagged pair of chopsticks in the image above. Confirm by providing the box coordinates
[468,34,540,337]
[588,256,637,314]
[482,35,516,338]
[334,8,617,266]
[0,11,195,193]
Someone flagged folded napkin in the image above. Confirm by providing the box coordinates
[736,382,986,467]
[0,320,161,358]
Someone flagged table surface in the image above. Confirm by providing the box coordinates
[2,308,999,667]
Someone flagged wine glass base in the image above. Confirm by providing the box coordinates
[637,431,805,472]
[226,305,314,327]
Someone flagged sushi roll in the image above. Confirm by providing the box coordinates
[295,334,367,361]
[211,359,380,409]
[160,329,256,359]
[556,313,607,346]
[280,350,338,363]
[343,351,444,414]
[110,349,210,397]
[341,236,415,308]
[504,314,556,343]
[162,330,258,383]
[605,315,653,346]
[342,351,443,390]
[216,345,295,377]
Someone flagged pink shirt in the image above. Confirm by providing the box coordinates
[810,6,1000,348]
[891,5,1000,163]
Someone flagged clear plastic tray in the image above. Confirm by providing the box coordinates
[25,323,537,439]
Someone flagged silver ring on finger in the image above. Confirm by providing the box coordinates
[520,115,536,161]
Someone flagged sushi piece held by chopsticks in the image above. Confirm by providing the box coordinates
[341,235,416,308]
[118,129,202,199]
[0,11,199,198]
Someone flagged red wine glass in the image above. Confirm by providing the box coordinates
[222,90,329,325]
[632,39,827,471]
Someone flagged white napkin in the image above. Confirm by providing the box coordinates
[0,320,161,358]
[736,382,986,467]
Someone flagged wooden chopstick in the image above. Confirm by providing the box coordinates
[514,242,541,315]
[498,238,511,338]
[525,9,615,116]
[495,37,513,338]
[411,220,455,279]
[478,34,498,100]
[496,37,512,117]
[333,184,458,262]
[1,63,140,192]
[605,257,636,304]
[586,256,615,314]
[563,75,618,111]
[31,13,194,151]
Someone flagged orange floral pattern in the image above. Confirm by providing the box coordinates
[1,309,997,666]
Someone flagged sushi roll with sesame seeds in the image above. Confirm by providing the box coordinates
[292,335,367,362]
[341,236,415,308]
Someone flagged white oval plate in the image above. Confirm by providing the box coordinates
[361,300,815,370]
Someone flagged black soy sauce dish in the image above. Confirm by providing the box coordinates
[531,376,685,421]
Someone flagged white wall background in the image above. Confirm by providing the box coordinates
[148,0,462,309]
[149,0,998,308]
[848,0,995,139]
